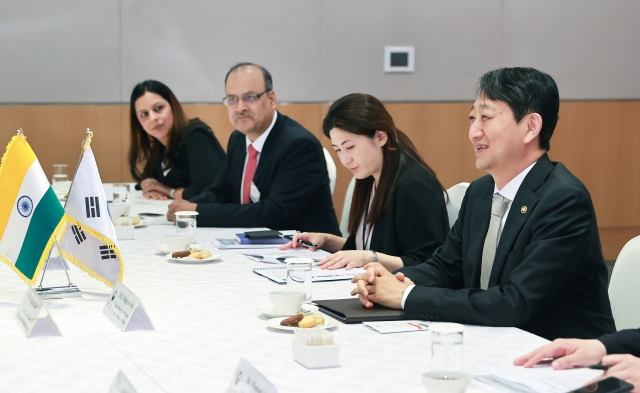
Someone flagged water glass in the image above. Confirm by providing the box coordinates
[52,164,70,197]
[112,183,130,204]
[285,258,313,301]
[431,323,464,371]
[175,211,199,243]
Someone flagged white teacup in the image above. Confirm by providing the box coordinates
[109,203,130,219]
[269,290,306,314]
[164,234,194,251]
[421,371,470,393]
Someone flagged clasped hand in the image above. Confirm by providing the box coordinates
[350,262,413,309]
[140,178,170,200]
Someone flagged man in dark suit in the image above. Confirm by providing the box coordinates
[515,329,640,389]
[351,67,615,341]
[168,63,340,235]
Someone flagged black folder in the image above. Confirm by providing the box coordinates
[314,298,405,324]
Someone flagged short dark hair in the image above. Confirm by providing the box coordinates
[477,67,559,151]
[225,62,273,91]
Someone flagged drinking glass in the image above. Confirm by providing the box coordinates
[52,164,69,184]
[175,211,199,243]
[285,258,313,301]
[112,183,130,204]
[52,164,70,198]
[431,323,464,371]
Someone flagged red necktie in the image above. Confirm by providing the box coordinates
[242,145,259,204]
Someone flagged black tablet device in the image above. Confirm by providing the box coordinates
[572,377,633,393]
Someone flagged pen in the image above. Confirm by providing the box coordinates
[297,239,318,248]
[588,363,610,370]
[283,235,318,248]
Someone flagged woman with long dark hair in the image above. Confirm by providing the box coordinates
[129,80,226,200]
[281,93,449,270]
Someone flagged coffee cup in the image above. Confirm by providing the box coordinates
[269,290,306,314]
[421,371,470,393]
[164,234,194,251]
[108,203,130,219]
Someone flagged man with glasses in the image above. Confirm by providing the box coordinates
[168,63,340,235]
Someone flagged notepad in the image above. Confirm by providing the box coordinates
[252,265,364,284]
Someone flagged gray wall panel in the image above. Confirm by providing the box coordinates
[504,1,640,99]
[121,0,321,103]
[320,0,504,102]
[0,1,121,103]
[1,1,640,103]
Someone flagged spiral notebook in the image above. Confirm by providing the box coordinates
[252,265,364,284]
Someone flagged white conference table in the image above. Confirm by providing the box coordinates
[0,193,549,392]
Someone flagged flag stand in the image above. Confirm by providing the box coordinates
[35,241,82,299]
[33,129,93,299]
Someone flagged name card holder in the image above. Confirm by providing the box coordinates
[226,358,278,393]
[109,370,137,393]
[102,283,154,332]
[14,287,62,338]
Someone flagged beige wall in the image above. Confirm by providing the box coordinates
[1,101,638,260]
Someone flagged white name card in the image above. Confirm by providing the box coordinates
[102,283,154,332]
[14,287,62,338]
[109,370,137,393]
[226,358,277,393]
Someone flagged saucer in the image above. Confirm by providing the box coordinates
[154,244,203,253]
[256,303,319,318]
[267,316,336,331]
[166,253,222,264]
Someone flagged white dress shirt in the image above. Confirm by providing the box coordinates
[240,111,277,201]
[400,161,538,309]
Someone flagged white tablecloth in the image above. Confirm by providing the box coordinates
[0,196,549,392]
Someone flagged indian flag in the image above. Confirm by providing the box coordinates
[0,133,66,285]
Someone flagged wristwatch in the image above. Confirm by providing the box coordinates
[371,250,378,262]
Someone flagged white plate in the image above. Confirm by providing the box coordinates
[113,218,147,228]
[154,244,203,253]
[256,303,319,318]
[166,253,222,263]
[267,316,336,331]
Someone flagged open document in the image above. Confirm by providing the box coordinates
[240,248,331,264]
[475,363,603,393]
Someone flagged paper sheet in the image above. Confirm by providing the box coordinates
[363,320,430,334]
[476,363,603,393]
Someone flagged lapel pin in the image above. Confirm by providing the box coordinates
[521,206,527,214]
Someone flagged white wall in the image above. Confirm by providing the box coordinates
[1,0,639,103]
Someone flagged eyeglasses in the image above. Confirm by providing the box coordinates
[222,90,271,107]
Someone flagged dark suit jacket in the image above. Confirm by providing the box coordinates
[343,157,449,266]
[398,154,615,341]
[599,329,640,357]
[150,119,226,200]
[190,112,340,235]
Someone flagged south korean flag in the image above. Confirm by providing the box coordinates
[59,145,124,287]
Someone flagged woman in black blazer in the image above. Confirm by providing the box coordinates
[128,80,226,200]
[281,93,449,270]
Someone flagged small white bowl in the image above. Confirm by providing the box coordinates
[421,371,470,393]
[164,234,194,251]
[108,203,130,219]
[269,290,305,314]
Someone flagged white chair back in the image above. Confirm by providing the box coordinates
[445,182,469,228]
[340,176,357,238]
[323,148,337,195]
[608,235,640,331]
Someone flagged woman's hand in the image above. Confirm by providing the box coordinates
[318,250,375,270]
[144,190,169,200]
[278,232,328,251]
[140,178,159,192]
